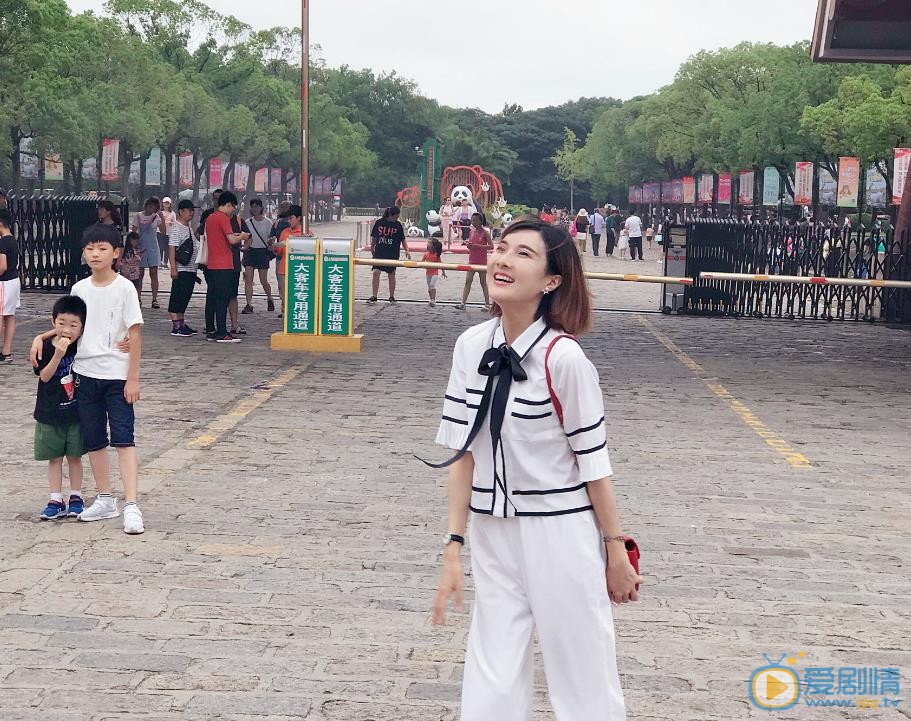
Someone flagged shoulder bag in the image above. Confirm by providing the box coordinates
[175,225,196,266]
[544,334,640,584]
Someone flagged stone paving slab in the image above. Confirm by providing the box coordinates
[0,226,909,719]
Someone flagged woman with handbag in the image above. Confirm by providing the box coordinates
[429,217,641,720]
[240,198,277,315]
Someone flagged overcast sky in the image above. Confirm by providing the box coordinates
[67,0,819,112]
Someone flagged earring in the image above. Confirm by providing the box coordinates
[543,288,550,295]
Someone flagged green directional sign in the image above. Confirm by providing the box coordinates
[319,239,353,336]
[284,238,318,335]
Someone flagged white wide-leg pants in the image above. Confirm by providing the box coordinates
[460,512,626,721]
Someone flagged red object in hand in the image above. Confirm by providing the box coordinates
[624,536,641,590]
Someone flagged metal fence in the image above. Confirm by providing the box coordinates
[8,195,129,292]
[684,220,911,323]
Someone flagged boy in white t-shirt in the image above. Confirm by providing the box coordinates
[31,224,145,534]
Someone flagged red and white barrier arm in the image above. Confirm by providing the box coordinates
[354,257,695,285]
[699,271,911,289]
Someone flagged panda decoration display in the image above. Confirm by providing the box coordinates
[450,185,478,213]
[406,224,425,238]
[501,212,513,226]
[426,209,442,237]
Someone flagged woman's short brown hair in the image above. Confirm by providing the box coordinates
[490,216,592,336]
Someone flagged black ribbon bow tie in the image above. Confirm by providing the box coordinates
[418,343,527,470]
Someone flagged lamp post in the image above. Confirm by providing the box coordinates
[301,0,310,233]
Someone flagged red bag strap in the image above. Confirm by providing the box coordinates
[544,333,578,426]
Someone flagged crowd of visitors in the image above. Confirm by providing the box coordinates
[536,204,664,261]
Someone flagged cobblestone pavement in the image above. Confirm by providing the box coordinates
[0,220,908,720]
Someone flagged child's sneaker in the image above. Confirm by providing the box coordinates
[39,500,68,520]
[122,503,144,535]
[77,495,119,522]
[67,495,84,517]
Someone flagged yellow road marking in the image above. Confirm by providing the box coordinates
[634,315,812,470]
[186,365,305,449]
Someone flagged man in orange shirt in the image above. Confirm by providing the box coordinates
[203,191,249,342]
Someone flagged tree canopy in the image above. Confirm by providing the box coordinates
[3,7,906,210]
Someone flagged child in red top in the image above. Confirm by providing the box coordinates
[456,213,493,311]
[422,239,447,307]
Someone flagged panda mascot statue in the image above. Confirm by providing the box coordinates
[426,209,443,238]
[450,185,478,213]
[406,224,425,239]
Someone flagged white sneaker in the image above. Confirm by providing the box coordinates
[77,495,119,522]
[122,503,145,535]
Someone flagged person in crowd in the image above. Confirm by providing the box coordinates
[0,188,7,211]
[456,199,473,243]
[604,208,618,256]
[538,205,556,225]
[625,210,644,261]
[423,238,447,307]
[34,295,87,520]
[645,219,655,250]
[590,206,605,256]
[573,208,590,254]
[0,210,20,363]
[203,191,247,343]
[618,227,630,260]
[167,199,200,337]
[456,212,493,311]
[131,197,166,308]
[223,203,249,336]
[430,216,641,719]
[241,198,276,315]
[271,201,292,242]
[30,224,145,534]
[274,204,303,319]
[96,200,123,231]
[368,206,411,305]
[440,198,455,251]
[118,232,144,300]
[159,197,177,269]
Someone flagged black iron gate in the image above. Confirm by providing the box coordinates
[8,195,129,292]
[684,220,911,323]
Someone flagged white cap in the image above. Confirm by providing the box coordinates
[162,196,172,204]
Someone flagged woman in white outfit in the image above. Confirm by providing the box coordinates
[429,217,641,720]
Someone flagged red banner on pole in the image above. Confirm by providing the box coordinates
[683,177,696,204]
[101,139,119,182]
[178,153,193,188]
[208,158,222,188]
[893,148,911,205]
[738,171,754,205]
[837,157,860,208]
[717,173,732,204]
[794,162,814,205]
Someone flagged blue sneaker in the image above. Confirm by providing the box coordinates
[182,325,198,335]
[40,500,68,520]
[67,495,84,518]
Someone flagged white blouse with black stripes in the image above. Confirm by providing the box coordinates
[436,317,613,518]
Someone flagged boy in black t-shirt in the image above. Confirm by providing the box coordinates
[34,296,88,520]
[368,206,411,304]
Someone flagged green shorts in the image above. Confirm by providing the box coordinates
[34,421,85,461]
